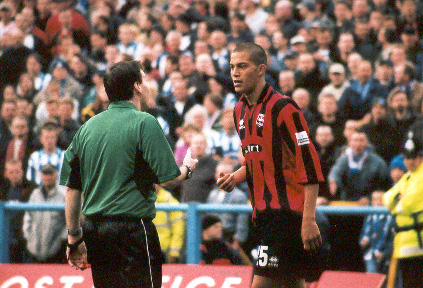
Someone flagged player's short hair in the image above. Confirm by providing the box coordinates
[233,42,267,67]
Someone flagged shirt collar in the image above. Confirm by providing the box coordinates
[240,83,272,107]
[108,101,138,110]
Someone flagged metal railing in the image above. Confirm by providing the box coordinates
[0,202,389,264]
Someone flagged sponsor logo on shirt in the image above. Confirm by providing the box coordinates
[295,131,310,146]
[239,119,245,130]
[243,144,262,154]
[256,113,265,128]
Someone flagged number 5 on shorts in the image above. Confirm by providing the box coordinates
[258,245,268,267]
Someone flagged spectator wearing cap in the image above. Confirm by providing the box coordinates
[290,35,307,54]
[389,154,407,184]
[200,215,244,265]
[240,0,268,36]
[319,63,350,102]
[26,119,65,186]
[273,0,302,40]
[338,60,389,121]
[23,163,67,264]
[393,62,423,114]
[361,97,398,163]
[383,135,423,288]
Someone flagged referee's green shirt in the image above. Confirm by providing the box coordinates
[60,101,180,219]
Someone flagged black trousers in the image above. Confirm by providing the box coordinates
[82,216,164,288]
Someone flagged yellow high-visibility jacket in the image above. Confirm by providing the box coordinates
[153,187,185,259]
[383,162,423,259]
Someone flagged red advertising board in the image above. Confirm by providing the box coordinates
[0,264,253,288]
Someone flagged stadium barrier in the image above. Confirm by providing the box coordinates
[0,202,389,264]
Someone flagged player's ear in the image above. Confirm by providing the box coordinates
[258,64,267,76]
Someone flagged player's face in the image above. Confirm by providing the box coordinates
[230,51,261,96]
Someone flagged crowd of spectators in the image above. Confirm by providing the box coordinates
[0,0,422,275]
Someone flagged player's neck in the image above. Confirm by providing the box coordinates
[245,80,266,106]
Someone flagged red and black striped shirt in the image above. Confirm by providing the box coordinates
[234,84,324,219]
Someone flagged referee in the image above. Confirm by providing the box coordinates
[60,60,197,288]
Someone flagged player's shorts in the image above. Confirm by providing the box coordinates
[253,209,324,281]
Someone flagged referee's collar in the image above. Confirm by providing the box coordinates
[108,101,138,110]
[241,83,272,106]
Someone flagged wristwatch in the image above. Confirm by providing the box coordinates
[184,165,193,179]
[67,228,82,236]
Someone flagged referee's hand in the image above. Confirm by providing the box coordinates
[301,219,322,251]
[67,237,88,270]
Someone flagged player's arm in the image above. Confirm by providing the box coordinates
[217,165,246,192]
[65,187,88,270]
[302,184,322,251]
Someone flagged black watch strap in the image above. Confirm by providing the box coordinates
[67,238,84,255]
[184,165,193,179]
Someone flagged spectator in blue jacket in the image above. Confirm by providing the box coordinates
[359,190,394,273]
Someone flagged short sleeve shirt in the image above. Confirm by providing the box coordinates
[60,101,180,219]
[234,84,324,219]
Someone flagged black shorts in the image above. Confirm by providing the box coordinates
[253,210,324,281]
[82,215,164,288]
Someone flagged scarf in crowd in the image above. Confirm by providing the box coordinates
[346,147,368,174]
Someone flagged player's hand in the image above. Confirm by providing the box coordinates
[217,172,235,192]
[301,219,322,251]
[67,237,88,270]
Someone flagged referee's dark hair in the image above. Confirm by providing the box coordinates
[233,42,267,67]
[104,60,143,102]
